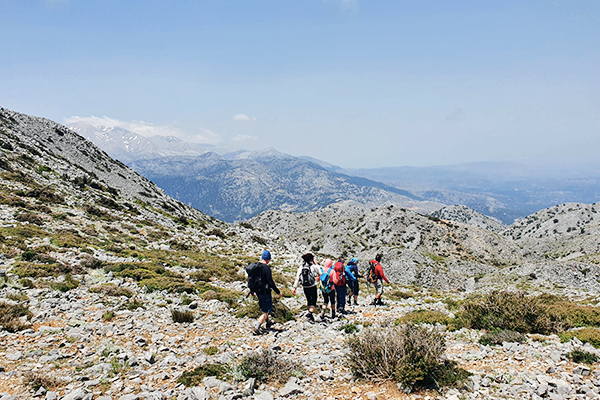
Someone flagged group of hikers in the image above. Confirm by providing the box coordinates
[246,250,390,336]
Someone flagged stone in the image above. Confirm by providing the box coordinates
[574,366,592,376]
[63,388,87,400]
[5,351,22,361]
[253,392,274,400]
[119,395,139,400]
[365,391,378,400]
[45,392,58,400]
[278,381,303,397]
[242,378,256,396]
[203,376,222,388]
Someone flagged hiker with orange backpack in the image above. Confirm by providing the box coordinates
[367,253,389,306]
[332,258,356,314]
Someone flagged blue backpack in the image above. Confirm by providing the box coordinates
[319,267,334,293]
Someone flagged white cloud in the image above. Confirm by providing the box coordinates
[64,115,220,145]
[233,114,257,121]
[232,134,258,142]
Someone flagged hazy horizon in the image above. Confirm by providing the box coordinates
[2,1,599,169]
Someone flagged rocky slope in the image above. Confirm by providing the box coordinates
[129,150,443,222]
[430,205,506,233]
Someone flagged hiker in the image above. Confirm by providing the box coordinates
[333,258,356,314]
[368,253,390,306]
[346,257,362,306]
[293,253,322,322]
[247,250,282,335]
[319,258,337,319]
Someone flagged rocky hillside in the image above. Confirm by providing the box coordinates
[431,205,506,233]
[129,149,443,222]
[250,201,527,289]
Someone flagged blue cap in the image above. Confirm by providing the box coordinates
[350,257,359,264]
[262,250,272,260]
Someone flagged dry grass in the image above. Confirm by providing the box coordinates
[0,302,32,332]
[345,323,470,390]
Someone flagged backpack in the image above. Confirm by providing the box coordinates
[366,260,379,283]
[300,262,316,287]
[319,267,334,293]
[334,261,346,286]
[246,262,266,293]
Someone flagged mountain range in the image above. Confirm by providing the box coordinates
[67,120,600,225]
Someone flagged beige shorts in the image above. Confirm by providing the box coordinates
[374,279,384,295]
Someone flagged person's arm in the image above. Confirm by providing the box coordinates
[292,266,302,293]
[375,263,389,283]
[264,266,281,295]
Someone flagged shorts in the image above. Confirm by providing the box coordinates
[374,279,384,295]
[303,285,318,307]
[257,293,273,314]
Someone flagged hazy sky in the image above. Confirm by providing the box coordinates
[1,1,599,168]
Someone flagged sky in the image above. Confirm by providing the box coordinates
[1,0,599,168]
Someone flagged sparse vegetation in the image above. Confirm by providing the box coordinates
[172,309,194,323]
[396,310,450,326]
[568,350,599,365]
[89,284,134,298]
[0,302,32,332]
[178,364,228,387]
[50,274,80,292]
[479,330,527,346]
[558,328,600,348]
[234,349,303,383]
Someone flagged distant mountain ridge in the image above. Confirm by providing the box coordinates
[130,151,444,222]
[68,120,214,164]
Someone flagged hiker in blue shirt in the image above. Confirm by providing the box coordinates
[346,257,362,306]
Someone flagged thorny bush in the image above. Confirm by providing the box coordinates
[345,323,470,390]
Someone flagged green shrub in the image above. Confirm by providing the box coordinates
[234,349,303,383]
[558,328,600,348]
[178,364,228,387]
[340,323,359,334]
[568,350,599,364]
[121,299,145,311]
[50,275,80,292]
[235,298,295,324]
[6,292,28,302]
[479,330,526,346]
[389,290,414,300]
[19,278,36,288]
[89,284,134,298]
[396,310,450,326]
[0,302,32,332]
[455,291,600,334]
[172,309,194,323]
[103,311,115,321]
[345,323,470,390]
[203,346,219,355]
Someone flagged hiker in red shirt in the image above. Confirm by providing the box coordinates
[370,253,389,306]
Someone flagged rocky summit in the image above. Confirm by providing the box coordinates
[2,107,600,400]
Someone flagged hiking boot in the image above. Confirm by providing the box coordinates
[371,298,378,306]
[265,319,273,329]
[307,312,315,323]
[331,309,336,319]
[252,327,262,336]
[354,299,358,306]
[376,298,386,306]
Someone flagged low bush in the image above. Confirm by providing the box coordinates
[15,213,44,226]
[23,372,63,391]
[235,298,295,324]
[103,311,115,321]
[80,255,104,269]
[178,364,228,387]
[0,302,32,332]
[388,290,414,300]
[479,330,526,346]
[203,346,219,355]
[396,310,450,326]
[568,350,599,364]
[340,323,359,334]
[172,309,194,323]
[50,275,80,292]
[19,278,36,289]
[6,292,29,302]
[13,262,84,278]
[121,299,145,311]
[345,323,470,390]
[455,291,600,334]
[89,284,134,298]
[234,349,303,383]
[558,328,600,348]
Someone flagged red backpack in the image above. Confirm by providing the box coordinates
[333,261,346,286]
